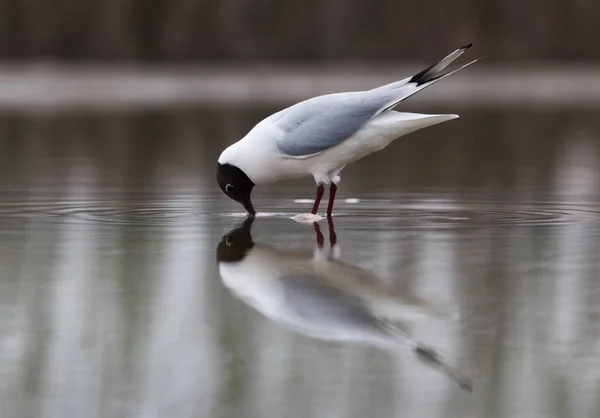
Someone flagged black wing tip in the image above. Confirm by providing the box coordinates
[409,43,475,86]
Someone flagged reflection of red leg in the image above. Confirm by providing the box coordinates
[313,222,324,248]
[326,183,337,216]
[327,216,337,247]
[311,184,325,215]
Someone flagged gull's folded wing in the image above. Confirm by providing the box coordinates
[273,44,479,157]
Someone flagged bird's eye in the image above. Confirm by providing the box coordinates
[225,184,234,193]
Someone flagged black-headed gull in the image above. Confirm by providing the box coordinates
[217,44,479,217]
[216,218,472,391]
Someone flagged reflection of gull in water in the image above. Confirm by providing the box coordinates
[216,218,472,392]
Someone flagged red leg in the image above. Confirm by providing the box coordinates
[327,216,337,247]
[313,222,324,248]
[326,183,337,216]
[311,184,324,215]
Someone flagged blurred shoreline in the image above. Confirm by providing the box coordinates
[0,63,599,112]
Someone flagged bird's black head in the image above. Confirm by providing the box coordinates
[216,163,256,216]
[216,217,255,262]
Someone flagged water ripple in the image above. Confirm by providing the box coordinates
[0,197,597,228]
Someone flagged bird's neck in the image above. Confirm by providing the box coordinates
[218,136,276,185]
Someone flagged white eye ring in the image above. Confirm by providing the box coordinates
[225,184,234,193]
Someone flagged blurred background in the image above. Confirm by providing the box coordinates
[1,2,600,418]
[0,0,597,62]
[1,0,600,110]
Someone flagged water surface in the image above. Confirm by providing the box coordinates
[1,106,600,418]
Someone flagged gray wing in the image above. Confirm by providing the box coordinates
[273,91,389,157]
[279,273,379,328]
[272,44,478,157]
